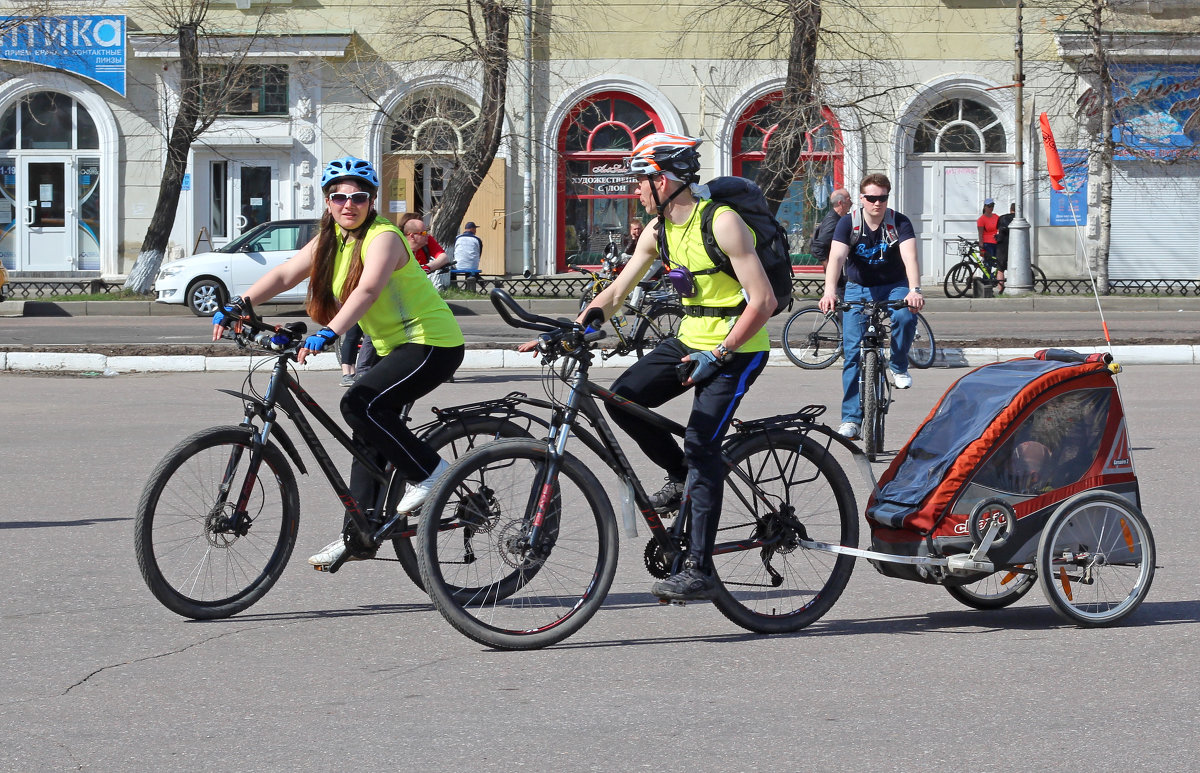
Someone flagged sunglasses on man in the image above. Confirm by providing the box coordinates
[862,194,889,203]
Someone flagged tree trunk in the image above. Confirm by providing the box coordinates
[430,0,511,252]
[125,23,203,293]
[755,0,822,214]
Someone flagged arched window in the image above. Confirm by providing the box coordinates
[732,96,843,261]
[557,92,662,268]
[0,92,99,150]
[386,88,479,216]
[913,98,1006,154]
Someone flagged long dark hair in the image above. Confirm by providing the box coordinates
[306,182,377,325]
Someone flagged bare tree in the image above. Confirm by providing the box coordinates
[124,0,273,293]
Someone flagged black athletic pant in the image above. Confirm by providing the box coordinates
[340,342,464,523]
[605,338,767,570]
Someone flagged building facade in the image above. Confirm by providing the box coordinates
[0,0,1196,286]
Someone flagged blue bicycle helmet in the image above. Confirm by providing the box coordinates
[320,156,380,191]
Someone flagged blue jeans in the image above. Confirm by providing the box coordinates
[840,281,916,424]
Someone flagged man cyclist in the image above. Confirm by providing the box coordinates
[818,173,924,440]
[579,133,775,601]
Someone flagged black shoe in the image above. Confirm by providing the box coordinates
[649,477,684,512]
[651,561,717,601]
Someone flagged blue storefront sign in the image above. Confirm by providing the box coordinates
[1078,63,1200,158]
[1049,149,1088,226]
[0,15,126,96]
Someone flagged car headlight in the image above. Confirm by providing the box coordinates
[157,265,183,279]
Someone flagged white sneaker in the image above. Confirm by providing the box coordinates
[308,537,347,567]
[396,458,450,513]
[837,422,860,439]
[892,371,912,389]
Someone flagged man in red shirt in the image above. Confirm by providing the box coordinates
[400,213,452,289]
[977,198,1003,292]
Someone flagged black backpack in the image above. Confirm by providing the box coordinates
[696,177,795,316]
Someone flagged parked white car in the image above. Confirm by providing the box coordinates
[154,219,318,316]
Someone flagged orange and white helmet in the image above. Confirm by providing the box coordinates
[627,133,702,183]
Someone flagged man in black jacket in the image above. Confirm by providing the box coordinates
[811,188,852,292]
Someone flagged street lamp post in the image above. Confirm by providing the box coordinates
[1007,0,1033,293]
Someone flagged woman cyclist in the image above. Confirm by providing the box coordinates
[212,156,465,569]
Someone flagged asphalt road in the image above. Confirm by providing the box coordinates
[2,304,1199,354]
[2,364,1198,770]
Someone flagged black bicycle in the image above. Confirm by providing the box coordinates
[781,302,936,370]
[414,289,860,650]
[574,265,682,359]
[835,298,916,462]
[133,302,551,620]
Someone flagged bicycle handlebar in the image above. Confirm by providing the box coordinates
[490,288,563,333]
[219,299,309,354]
[835,298,910,313]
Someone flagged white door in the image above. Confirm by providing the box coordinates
[906,159,991,278]
[206,159,280,250]
[21,158,72,271]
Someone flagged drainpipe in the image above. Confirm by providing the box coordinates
[522,0,535,277]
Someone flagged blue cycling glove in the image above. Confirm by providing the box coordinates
[212,296,247,328]
[683,349,723,385]
[303,327,338,353]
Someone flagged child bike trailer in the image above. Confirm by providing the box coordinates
[864,349,1154,626]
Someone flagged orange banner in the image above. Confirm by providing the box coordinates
[1039,112,1065,192]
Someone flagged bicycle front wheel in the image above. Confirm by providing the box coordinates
[391,416,538,591]
[909,312,936,369]
[633,303,683,357]
[861,349,885,461]
[943,261,975,298]
[710,430,859,633]
[781,306,842,369]
[417,438,619,650]
[134,426,299,619]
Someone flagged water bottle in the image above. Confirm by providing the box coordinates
[620,479,638,538]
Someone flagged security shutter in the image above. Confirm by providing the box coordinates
[1109,161,1200,280]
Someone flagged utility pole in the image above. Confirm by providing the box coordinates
[1007,0,1033,293]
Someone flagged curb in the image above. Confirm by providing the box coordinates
[2,344,1195,374]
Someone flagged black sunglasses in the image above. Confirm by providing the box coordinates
[862,194,889,203]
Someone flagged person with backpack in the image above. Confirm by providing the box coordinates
[818,172,924,440]
[572,132,776,602]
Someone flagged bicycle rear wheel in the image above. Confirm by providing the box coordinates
[943,261,975,298]
[633,303,683,357]
[390,417,537,591]
[909,312,936,369]
[781,306,842,369]
[710,430,859,634]
[417,438,619,650]
[134,426,299,620]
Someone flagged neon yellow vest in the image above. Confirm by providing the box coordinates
[663,200,769,352]
[332,216,464,355]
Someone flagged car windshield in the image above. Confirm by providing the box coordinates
[218,222,309,254]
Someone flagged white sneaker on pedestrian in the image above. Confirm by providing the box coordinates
[892,371,912,389]
[837,422,860,439]
[396,458,450,513]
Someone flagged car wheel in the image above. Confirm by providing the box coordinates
[187,278,226,317]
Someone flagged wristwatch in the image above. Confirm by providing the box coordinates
[714,342,732,363]
[910,287,922,294]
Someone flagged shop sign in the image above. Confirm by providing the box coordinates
[569,162,636,196]
[1049,149,1088,226]
[1078,63,1200,158]
[0,15,126,96]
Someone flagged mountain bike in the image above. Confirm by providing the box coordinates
[414,289,859,650]
[133,301,551,620]
[573,265,683,358]
[838,298,914,463]
[944,236,1047,297]
[781,302,936,370]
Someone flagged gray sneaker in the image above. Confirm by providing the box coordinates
[340,374,356,387]
[651,560,717,601]
[649,477,685,512]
